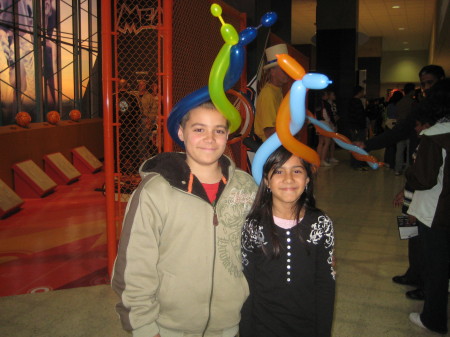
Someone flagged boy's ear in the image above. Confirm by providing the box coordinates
[177,126,184,142]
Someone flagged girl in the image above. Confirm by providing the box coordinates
[240,146,335,337]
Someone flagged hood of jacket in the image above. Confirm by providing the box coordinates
[420,121,450,152]
[139,152,233,203]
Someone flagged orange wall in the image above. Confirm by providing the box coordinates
[0,119,104,189]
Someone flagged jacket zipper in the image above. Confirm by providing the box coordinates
[202,203,218,336]
[202,207,218,336]
[179,184,224,335]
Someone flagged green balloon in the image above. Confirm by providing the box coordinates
[221,24,239,45]
[210,4,222,17]
[208,44,241,133]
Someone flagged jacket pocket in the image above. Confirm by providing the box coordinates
[157,271,208,330]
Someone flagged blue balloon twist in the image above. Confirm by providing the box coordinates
[306,116,379,169]
[167,12,278,147]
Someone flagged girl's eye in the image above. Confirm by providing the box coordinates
[216,129,226,134]
[293,169,303,174]
[274,170,283,174]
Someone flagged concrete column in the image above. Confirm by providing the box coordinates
[316,0,358,121]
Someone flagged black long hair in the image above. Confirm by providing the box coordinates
[246,146,318,257]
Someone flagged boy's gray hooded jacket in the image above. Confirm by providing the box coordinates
[112,153,257,337]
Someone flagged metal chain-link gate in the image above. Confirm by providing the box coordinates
[114,0,161,198]
[112,0,246,202]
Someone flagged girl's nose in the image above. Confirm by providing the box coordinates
[284,172,294,182]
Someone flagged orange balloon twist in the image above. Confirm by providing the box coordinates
[306,111,384,166]
[276,93,320,167]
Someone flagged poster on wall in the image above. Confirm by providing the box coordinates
[43,0,58,112]
[0,0,98,126]
[0,0,36,125]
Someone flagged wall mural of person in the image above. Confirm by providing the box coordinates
[43,0,57,111]
[0,0,34,124]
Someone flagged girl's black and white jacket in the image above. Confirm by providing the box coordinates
[240,209,336,337]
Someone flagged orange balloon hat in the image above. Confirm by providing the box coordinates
[46,111,60,125]
[15,111,32,128]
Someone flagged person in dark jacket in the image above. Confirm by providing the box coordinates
[406,79,450,335]
[348,85,368,169]
[360,65,445,156]
[383,90,404,169]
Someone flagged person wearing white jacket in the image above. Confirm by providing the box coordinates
[406,79,450,334]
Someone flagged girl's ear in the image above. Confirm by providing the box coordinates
[177,126,184,142]
[263,176,269,188]
[306,177,310,186]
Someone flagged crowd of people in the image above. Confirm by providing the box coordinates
[110,42,449,337]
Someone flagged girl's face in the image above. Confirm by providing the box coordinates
[265,155,310,208]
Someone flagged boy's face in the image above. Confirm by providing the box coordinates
[178,107,229,170]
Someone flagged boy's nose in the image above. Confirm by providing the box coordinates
[204,131,215,142]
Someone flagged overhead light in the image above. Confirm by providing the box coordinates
[392,5,400,9]
[404,48,410,51]
[398,27,405,30]
[403,41,409,44]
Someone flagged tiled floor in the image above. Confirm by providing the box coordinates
[316,150,448,337]
[0,149,448,336]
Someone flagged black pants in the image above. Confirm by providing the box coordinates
[404,235,423,286]
[418,221,450,334]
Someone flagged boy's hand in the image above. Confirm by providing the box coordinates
[393,190,404,207]
[407,215,416,225]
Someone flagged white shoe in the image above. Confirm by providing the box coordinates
[409,312,426,330]
[320,161,331,167]
[329,158,339,164]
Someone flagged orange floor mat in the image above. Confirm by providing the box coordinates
[0,172,109,297]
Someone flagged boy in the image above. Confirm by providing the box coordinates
[112,102,257,337]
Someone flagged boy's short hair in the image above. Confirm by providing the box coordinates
[180,102,230,129]
[418,65,445,79]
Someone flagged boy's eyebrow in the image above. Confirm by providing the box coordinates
[189,122,228,128]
